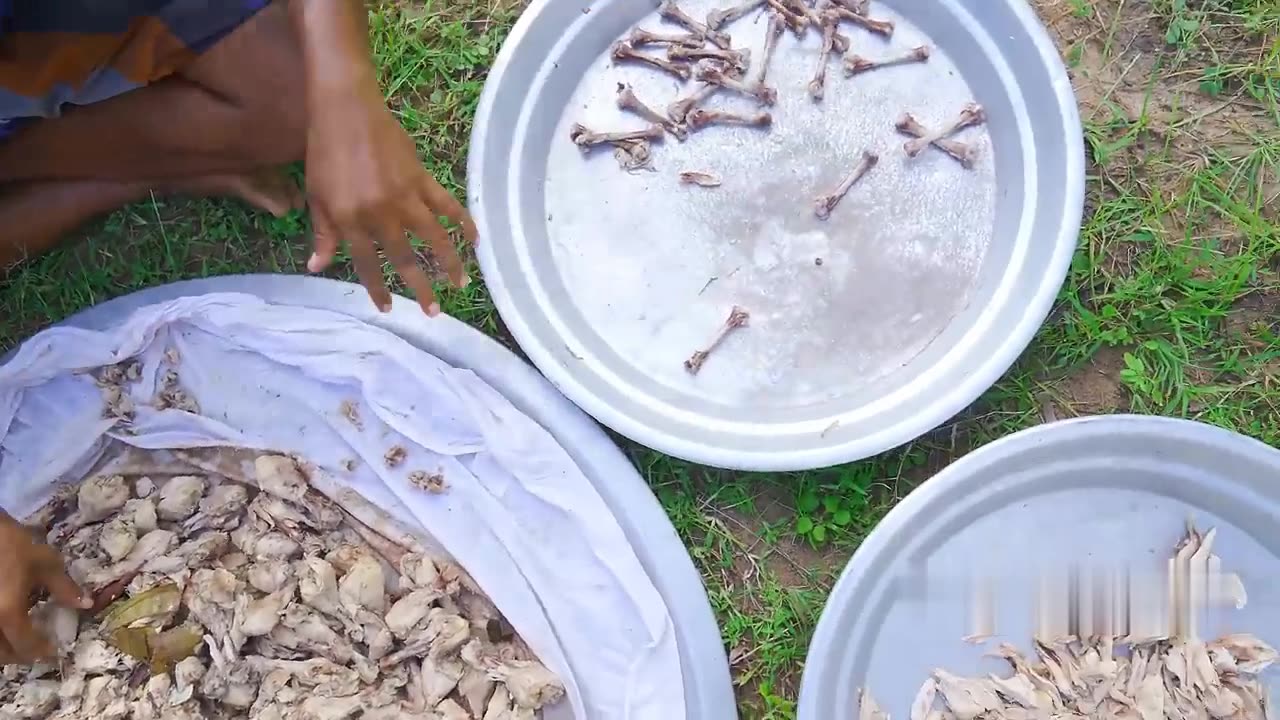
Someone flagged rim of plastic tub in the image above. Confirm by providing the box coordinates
[30,274,736,720]
[798,414,1280,718]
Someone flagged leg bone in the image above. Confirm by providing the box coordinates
[808,16,838,100]
[843,45,929,75]
[813,150,878,220]
[658,0,733,48]
[569,123,665,149]
[903,103,986,156]
[687,109,773,130]
[828,5,894,36]
[706,0,767,30]
[611,41,692,80]
[684,306,750,374]
[895,112,978,168]
[616,83,689,140]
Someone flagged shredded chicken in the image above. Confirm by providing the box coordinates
[902,524,1276,720]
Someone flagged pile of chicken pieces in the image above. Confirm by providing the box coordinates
[1,455,563,720]
[861,525,1278,720]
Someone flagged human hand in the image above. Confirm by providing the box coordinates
[0,513,90,665]
[304,81,477,316]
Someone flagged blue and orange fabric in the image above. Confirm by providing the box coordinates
[0,0,269,139]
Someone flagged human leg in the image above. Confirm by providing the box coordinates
[0,1,308,270]
[0,172,304,272]
[0,2,306,184]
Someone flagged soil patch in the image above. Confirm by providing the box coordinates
[1057,345,1130,415]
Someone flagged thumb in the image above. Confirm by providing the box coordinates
[308,203,340,273]
[34,546,90,610]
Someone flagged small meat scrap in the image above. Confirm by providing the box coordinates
[684,306,749,375]
[614,139,656,172]
[95,359,146,424]
[384,445,408,469]
[858,688,889,720]
[95,360,141,387]
[155,367,199,414]
[101,384,136,423]
[409,470,448,494]
[679,170,722,187]
[339,399,364,430]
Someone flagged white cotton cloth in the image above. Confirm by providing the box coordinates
[0,292,685,720]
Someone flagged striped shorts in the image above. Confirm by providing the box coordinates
[0,0,269,141]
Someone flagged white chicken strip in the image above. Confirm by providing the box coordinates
[858,688,889,720]
[911,676,938,720]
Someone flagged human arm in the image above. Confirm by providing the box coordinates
[0,510,90,665]
[289,0,477,316]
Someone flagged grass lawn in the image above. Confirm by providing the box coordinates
[2,0,1277,717]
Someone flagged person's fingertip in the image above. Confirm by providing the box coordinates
[427,302,441,317]
[459,274,471,289]
[379,302,393,313]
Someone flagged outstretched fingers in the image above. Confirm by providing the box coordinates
[308,204,341,274]
[380,217,440,316]
[345,226,394,313]
[408,202,464,293]
[421,178,478,249]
